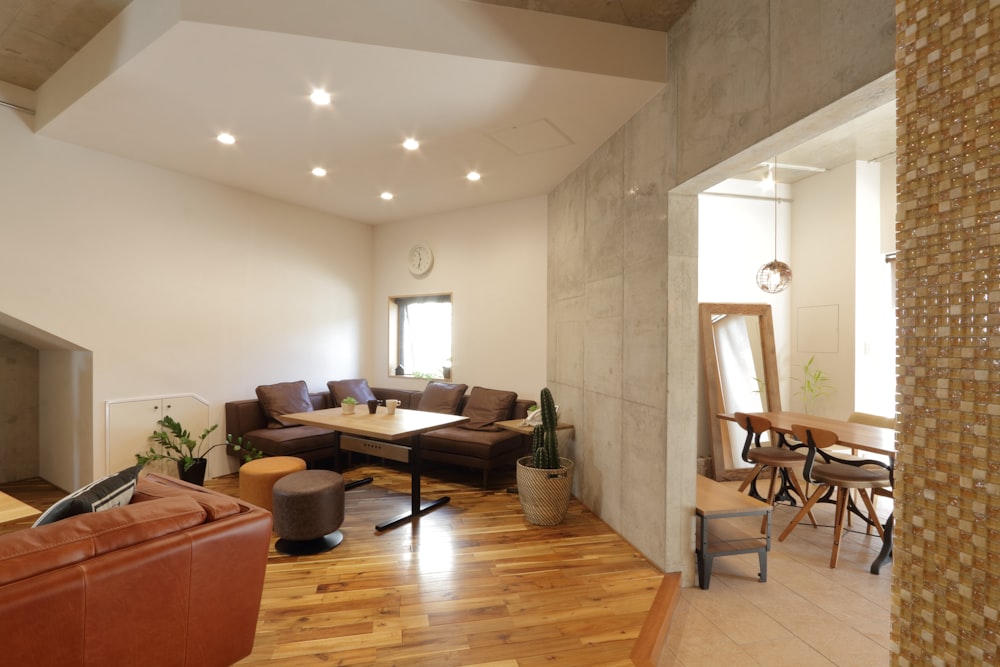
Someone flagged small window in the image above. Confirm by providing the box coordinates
[389,293,452,379]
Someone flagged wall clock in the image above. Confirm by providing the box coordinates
[408,244,433,276]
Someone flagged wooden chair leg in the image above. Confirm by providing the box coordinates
[737,463,766,493]
[856,488,885,540]
[760,467,779,533]
[829,487,849,568]
[784,469,818,527]
[779,485,828,542]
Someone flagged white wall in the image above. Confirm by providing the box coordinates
[697,180,793,457]
[0,97,373,487]
[789,162,858,418]
[371,197,547,400]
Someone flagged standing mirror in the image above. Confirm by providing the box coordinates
[699,303,781,481]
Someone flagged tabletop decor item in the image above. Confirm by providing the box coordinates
[135,416,261,485]
[516,387,574,525]
[340,396,358,414]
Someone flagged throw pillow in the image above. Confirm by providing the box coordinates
[417,381,469,414]
[256,380,312,429]
[32,464,143,527]
[328,378,377,405]
[460,386,517,431]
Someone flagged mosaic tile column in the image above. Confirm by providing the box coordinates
[895,0,1000,663]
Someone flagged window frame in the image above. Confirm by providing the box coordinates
[388,292,453,380]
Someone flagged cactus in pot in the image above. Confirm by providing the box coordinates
[530,387,560,469]
[517,387,574,525]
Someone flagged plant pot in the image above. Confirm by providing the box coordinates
[178,458,207,486]
[516,456,574,525]
[341,403,356,415]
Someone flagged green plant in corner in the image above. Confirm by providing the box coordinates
[530,387,561,469]
[795,355,833,414]
[135,416,262,472]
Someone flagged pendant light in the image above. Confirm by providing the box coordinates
[756,157,792,293]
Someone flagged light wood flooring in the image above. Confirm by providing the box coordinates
[0,470,892,666]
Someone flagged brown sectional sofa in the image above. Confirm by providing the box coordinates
[225,389,340,467]
[225,381,536,487]
[0,473,271,667]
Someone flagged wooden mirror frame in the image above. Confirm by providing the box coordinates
[699,303,781,481]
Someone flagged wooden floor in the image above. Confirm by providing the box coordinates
[0,463,665,666]
[0,469,893,666]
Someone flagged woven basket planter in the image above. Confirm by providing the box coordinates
[516,456,574,525]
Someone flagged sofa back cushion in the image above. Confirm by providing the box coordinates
[328,378,377,405]
[0,496,207,586]
[417,381,469,414]
[460,387,517,431]
[256,381,312,428]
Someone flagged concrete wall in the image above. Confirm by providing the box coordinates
[0,334,39,483]
[548,0,895,582]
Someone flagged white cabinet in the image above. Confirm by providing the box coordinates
[106,394,209,475]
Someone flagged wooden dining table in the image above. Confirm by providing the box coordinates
[719,411,896,574]
[281,406,468,531]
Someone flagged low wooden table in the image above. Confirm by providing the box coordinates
[0,491,40,524]
[695,475,771,589]
[281,407,468,531]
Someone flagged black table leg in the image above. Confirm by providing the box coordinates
[870,513,894,574]
[374,434,450,531]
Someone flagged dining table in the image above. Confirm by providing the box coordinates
[281,406,468,531]
[718,411,896,574]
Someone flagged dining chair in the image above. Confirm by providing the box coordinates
[846,412,895,533]
[778,424,892,568]
[733,412,815,533]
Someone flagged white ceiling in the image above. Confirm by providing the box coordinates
[2,0,895,221]
[17,0,670,224]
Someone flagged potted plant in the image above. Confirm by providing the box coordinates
[516,387,574,525]
[135,416,262,485]
[340,396,358,415]
[796,355,833,414]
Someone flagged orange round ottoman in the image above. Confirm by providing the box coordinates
[239,456,306,511]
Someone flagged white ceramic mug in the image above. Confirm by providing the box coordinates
[386,399,400,415]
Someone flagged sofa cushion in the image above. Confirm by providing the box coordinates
[1,496,207,586]
[131,476,242,521]
[240,426,338,458]
[328,378,377,405]
[460,386,517,431]
[420,427,524,459]
[32,465,143,527]
[256,381,312,428]
[417,381,469,414]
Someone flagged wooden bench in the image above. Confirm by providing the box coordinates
[696,474,771,589]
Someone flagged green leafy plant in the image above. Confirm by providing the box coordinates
[136,416,262,471]
[795,355,833,414]
[529,387,561,469]
[340,396,358,405]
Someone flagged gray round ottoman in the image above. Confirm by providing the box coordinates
[272,469,345,555]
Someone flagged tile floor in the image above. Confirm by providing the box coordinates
[660,483,893,666]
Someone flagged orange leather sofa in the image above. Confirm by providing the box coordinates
[0,473,272,666]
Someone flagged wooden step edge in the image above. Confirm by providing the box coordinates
[630,571,682,667]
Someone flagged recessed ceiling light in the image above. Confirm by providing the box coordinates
[310,89,331,105]
[380,192,394,201]
[216,132,235,145]
[311,167,327,177]
[402,138,419,151]
[466,171,481,181]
